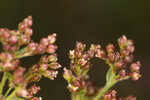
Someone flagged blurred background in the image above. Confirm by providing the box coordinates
[0,0,149,100]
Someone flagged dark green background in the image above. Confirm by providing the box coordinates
[0,0,149,100]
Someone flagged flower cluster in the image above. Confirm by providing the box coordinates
[0,16,61,100]
[0,16,142,100]
[117,35,141,81]
[63,36,141,100]
[95,35,141,82]
[0,16,32,52]
[63,42,101,92]
[104,90,136,100]
[26,53,61,83]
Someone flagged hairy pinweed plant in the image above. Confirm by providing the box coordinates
[0,16,141,100]
[0,16,61,100]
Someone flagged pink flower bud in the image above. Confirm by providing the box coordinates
[20,35,29,45]
[130,61,141,72]
[31,97,42,100]
[11,45,19,52]
[1,30,10,38]
[90,44,101,52]
[19,22,27,31]
[76,41,86,51]
[28,84,40,95]
[73,80,81,87]
[104,93,112,100]
[122,49,130,56]
[124,55,134,63]
[0,53,7,61]
[115,60,124,69]
[47,45,57,54]
[86,81,97,96]
[44,70,58,80]
[78,58,87,66]
[108,53,115,62]
[36,44,45,53]
[75,50,82,58]
[69,50,75,59]
[15,67,25,76]
[25,28,33,36]
[24,16,32,27]
[48,54,57,62]
[83,62,90,70]
[28,42,38,51]
[106,43,115,53]
[63,68,73,82]
[40,56,49,63]
[40,64,48,71]
[119,69,126,77]
[127,40,134,46]
[130,72,141,81]
[40,38,49,46]
[126,45,135,53]
[82,53,90,60]
[68,84,79,92]
[87,50,94,58]
[111,90,117,98]
[49,62,61,69]
[95,49,105,59]
[14,75,24,84]
[3,61,15,70]
[9,35,18,44]
[6,53,13,61]
[17,88,28,98]
[118,35,128,47]
[48,33,56,44]
[3,45,11,51]
[125,96,136,100]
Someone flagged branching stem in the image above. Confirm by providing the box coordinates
[93,80,117,100]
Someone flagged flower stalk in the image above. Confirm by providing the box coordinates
[94,67,117,100]
[6,86,21,100]
[5,88,12,97]
[0,72,7,95]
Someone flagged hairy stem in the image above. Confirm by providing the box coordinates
[6,87,20,100]
[15,47,32,59]
[72,92,85,100]
[5,88,12,97]
[0,72,7,95]
[93,80,117,100]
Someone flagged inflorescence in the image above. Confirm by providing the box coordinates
[63,36,141,100]
[0,16,61,100]
[0,16,141,100]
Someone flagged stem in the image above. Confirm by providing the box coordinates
[25,72,40,81]
[72,94,80,100]
[6,87,20,100]
[93,80,117,100]
[5,88,12,97]
[71,92,85,100]
[15,52,31,59]
[15,47,32,59]
[0,72,7,95]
